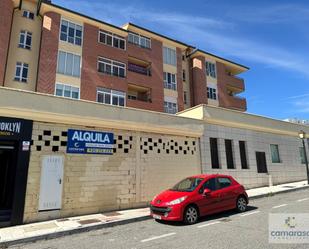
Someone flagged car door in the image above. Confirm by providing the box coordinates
[216,177,237,210]
[195,177,221,216]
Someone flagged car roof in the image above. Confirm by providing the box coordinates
[189,174,233,179]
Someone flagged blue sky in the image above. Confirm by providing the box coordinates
[53,0,309,120]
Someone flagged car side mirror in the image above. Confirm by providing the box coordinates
[203,188,211,197]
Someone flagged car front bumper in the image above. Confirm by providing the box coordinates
[150,204,183,221]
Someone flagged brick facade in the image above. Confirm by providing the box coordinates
[81,23,128,101]
[37,12,61,94]
[0,0,13,85]
[127,39,165,112]
[217,62,247,111]
[2,0,247,113]
[191,56,208,106]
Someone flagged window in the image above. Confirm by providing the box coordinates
[239,141,249,169]
[163,47,176,66]
[128,32,151,49]
[164,101,178,114]
[182,70,186,81]
[199,178,217,193]
[55,83,79,99]
[184,91,188,105]
[97,88,125,107]
[225,139,235,169]
[163,72,177,90]
[217,177,232,189]
[206,61,216,78]
[171,177,203,192]
[22,10,34,20]
[299,147,306,164]
[99,30,125,50]
[57,51,81,77]
[128,93,137,100]
[18,31,32,50]
[14,62,28,82]
[207,87,217,100]
[60,20,83,46]
[210,138,220,169]
[98,57,126,78]
[270,144,281,163]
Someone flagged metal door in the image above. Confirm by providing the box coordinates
[39,156,64,211]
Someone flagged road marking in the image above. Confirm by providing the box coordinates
[297,198,309,202]
[240,211,260,217]
[197,221,221,228]
[141,232,176,243]
[272,204,288,209]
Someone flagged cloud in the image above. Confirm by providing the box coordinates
[286,93,309,100]
[226,4,309,24]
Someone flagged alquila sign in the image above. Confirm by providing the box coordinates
[67,129,114,155]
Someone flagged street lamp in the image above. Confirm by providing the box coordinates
[298,130,309,185]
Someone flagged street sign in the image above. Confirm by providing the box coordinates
[67,129,114,155]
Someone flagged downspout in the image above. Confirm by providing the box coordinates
[35,1,44,92]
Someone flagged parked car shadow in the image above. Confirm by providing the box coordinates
[155,205,258,226]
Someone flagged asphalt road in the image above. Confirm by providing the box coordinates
[10,189,309,249]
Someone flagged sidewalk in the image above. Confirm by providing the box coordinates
[0,180,308,247]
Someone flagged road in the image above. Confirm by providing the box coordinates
[11,189,309,249]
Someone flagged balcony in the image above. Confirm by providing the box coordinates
[220,72,245,93]
[128,62,151,76]
[220,94,247,111]
[127,84,151,102]
[128,56,151,76]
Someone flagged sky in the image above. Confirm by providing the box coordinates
[53,0,309,120]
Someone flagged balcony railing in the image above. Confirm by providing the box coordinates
[224,94,247,111]
[128,62,151,76]
[225,74,245,91]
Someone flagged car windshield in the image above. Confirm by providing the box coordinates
[170,177,203,192]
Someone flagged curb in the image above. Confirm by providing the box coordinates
[0,215,151,248]
[248,185,309,200]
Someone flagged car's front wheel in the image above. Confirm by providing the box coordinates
[236,196,247,212]
[184,205,199,224]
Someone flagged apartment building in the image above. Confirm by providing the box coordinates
[0,0,248,114]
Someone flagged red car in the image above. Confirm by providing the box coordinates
[150,174,248,224]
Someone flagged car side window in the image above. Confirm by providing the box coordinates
[199,178,217,193]
[217,177,232,189]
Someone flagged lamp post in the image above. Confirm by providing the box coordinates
[298,130,309,185]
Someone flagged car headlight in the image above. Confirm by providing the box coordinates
[152,195,158,202]
[166,196,187,205]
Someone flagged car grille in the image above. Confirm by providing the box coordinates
[150,205,171,215]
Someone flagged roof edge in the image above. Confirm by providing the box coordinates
[192,49,249,70]
[41,0,127,33]
[124,22,195,49]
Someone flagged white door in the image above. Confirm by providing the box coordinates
[39,155,64,211]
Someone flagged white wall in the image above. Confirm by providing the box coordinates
[200,124,308,189]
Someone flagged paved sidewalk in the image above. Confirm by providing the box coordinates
[0,180,308,247]
[247,180,308,199]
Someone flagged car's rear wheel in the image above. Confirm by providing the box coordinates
[184,205,199,224]
[236,196,247,212]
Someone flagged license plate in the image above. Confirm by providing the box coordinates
[153,214,161,220]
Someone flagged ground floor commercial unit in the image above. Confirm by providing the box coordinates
[0,87,203,226]
[0,87,308,227]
